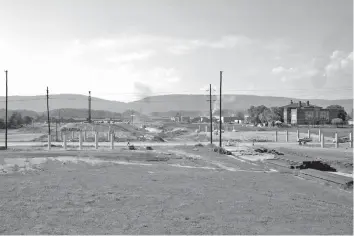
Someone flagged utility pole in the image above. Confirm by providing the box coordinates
[88,91,91,123]
[219,71,223,149]
[5,70,8,150]
[55,118,58,141]
[206,84,216,144]
[131,110,135,125]
[58,109,61,125]
[46,87,51,136]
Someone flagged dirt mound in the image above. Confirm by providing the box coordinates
[152,136,165,142]
[293,161,337,172]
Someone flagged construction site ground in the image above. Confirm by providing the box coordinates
[0,141,352,234]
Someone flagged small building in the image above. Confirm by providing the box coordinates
[223,116,239,123]
[281,100,340,125]
[348,119,353,125]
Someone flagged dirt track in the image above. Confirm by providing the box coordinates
[0,146,352,234]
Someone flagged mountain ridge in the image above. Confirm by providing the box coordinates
[0,94,352,115]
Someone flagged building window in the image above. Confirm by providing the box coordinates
[320,111,329,121]
[305,111,314,120]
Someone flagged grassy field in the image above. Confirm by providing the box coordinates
[0,145,352,234]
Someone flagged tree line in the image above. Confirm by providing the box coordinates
[246,106,283,125]
[0,112,33,129]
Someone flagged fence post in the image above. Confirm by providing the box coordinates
[335,132,338,148]
[84,130,87,142]
[285,130,288,142]
[79,131,83,150]
[350,132,353,148]
[71,131,74,140]
[63,133,67,150]
[110,133,114,150]
[321,134,324,148]
[198,125,201,132]
[205,125,208,132]
[48,134,51,150]
[318,128,321,142]
[308,129,310,139]
[275,130,278,142]
[296,129,299,140]
[95,132,98,149]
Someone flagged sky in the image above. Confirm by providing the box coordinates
[0,0,353,102]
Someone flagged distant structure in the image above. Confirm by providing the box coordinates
[281,100,340,125]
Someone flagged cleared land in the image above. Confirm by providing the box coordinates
[0,143,353,234]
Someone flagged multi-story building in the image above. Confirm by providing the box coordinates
[281,100,340,125]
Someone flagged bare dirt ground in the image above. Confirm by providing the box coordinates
[0,145,352,235]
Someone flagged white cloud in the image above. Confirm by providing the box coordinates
[168,35,253,55]
[271,50,353,89]
[106,50,155,64]
[325,50,353,76]
[272,66,297,75]
[208,35,253,49]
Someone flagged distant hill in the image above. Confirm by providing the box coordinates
[130,95,353,114]
[0,94,352,115]
[0,94,127,113]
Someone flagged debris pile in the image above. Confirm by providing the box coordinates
[293,161,337,172]
[213,146,233,155]
[254,147,284,155]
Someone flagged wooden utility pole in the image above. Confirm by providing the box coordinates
[219,71,223,149]
[55,118,58,141]
[88,91,91,123]
[131,110,135,125]
[5,70,8,150]
[46,87,51,136]
[206,84,216,144]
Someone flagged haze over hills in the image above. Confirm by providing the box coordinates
[0,94,352,118]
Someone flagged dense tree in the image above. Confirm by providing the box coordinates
[331,118,343,127]
[235,111,244,120]
[0,119,5,129]
[326,105,348,121]
[23,116,33,125]
[9,112,23,128]
[270,107,283,122]
[247,105,268,124]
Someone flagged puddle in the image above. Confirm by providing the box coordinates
[169,164,218,170]
[237,154,276,162]
[329,172,353,178]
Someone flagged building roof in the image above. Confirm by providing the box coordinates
[281,102,322,109]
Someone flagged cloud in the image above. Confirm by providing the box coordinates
[325,50,353,76]
[271,50,353,89]
[106,50,155,64]
[208,35,253,49]
[168,35,253,55]
[150,67,180,84]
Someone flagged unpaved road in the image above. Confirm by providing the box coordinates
[0,145,352,234]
